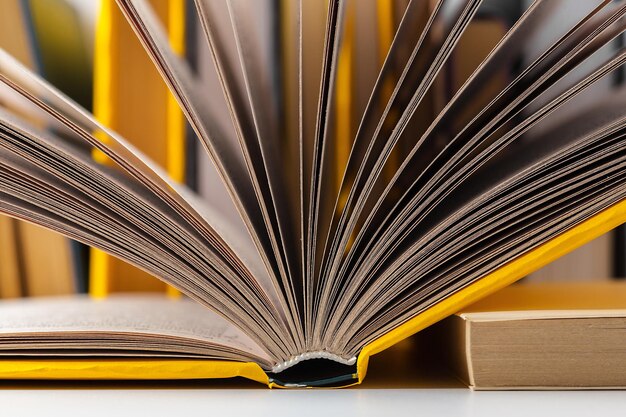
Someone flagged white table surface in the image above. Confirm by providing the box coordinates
[2,338,625,417]
[2,382,626,417]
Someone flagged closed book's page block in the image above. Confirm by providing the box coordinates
[437,282,626,389]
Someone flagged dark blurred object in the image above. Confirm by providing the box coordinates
[614,32,625,279]
[479,0,523,26]
[25,0,93,109]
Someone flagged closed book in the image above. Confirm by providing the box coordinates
[438,282,626,389]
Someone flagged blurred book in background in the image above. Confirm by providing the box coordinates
[0,0,81,297]
[0,216,22,298]
[520,0,620,283]
[90,0,185,297]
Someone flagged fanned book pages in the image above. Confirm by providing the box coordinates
[0,0,626,388]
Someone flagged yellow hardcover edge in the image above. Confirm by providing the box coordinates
[355,198,626,383]
[0,359,268,385]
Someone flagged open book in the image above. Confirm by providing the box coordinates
[0,0,625,387]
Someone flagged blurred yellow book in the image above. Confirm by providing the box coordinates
[0,216,22,298]
[90,0,185,297]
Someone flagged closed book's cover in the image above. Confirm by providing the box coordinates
[458,281,626,314]
[90,0,184,298]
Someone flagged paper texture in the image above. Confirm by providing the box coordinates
[0,295,271,365]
